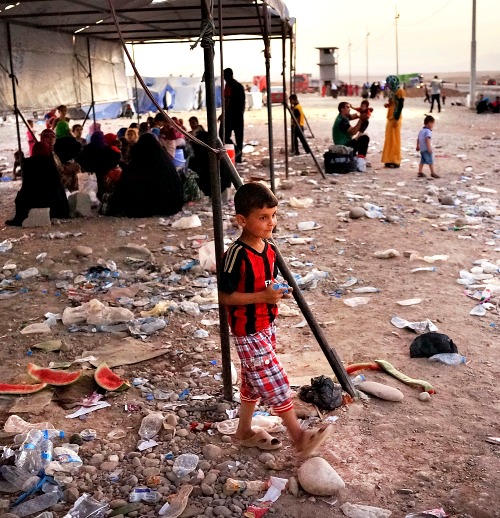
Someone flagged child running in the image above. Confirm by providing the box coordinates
[218,183,331,456]
[416,115,440,178]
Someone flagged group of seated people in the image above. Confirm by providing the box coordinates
[476,95,500,114]
[8,105,232,225]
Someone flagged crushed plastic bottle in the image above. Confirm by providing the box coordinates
[411,267,437,273]
[172,454,199,478]
[63,493,108,518]
[350,374,366,385]
[17,429,44,473]
[138,412,164,440]
[128,487,161,503]
[15,267,39,280]
[0,465,40,491]
[11,492,59,517]
[428,353,467,366]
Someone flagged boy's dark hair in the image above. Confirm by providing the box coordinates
[424,115,435,125]
[289,94,298,103]
[234,183,278,217]
[361,100,369,107]
[72,124,82,132]
[189,116,199,124]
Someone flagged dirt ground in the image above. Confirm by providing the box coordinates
[0,93,499,517]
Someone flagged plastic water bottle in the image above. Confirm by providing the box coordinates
[17,429,44,473]
[10,492,59,517]
[350,374,366,385]
[0,465,40,491]
[14,428,64,445]
[172,454,199,478]
[15,267,39,280]
[138,412,164,440]
[40,439,53,468]
[428,353,466,366]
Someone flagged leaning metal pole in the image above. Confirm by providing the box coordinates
[201,0,233,401]
[86,38,97,129]
[262,3,276,194]
[6,23,23,164]
[220,155,354,397]
[281,20,289,179]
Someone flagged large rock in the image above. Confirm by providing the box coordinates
[115,243,153,261]
[340,502,392,518]
[349,207,366,219]
[297,457,345,496]
[202,444,222,462]
[356,381,404,402]
[73,245,93,257]
[22,207,51,227]
[68,192,92,217]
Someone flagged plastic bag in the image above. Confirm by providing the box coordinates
[299,375,343,411]
[410,332,458,358]
[199,241,216,272]
[172,215,202,229]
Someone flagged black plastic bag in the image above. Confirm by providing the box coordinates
[410,332,458,358]
[299,375,343,411]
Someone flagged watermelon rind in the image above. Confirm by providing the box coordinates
[94,362,130,391]
[27,363,81,386]
[0,382,47,394]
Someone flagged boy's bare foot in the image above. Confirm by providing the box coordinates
[431,172,441,178]
[295,425,332,459]
[234,428,282,450]
[417,172,427,178]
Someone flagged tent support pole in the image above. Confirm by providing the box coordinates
[262,3,276,193]
[201,0,233,402]
[217,0,225,148]
[285,102,325,178]
[289,25,294,95]
[281,21,289,179]
[81,103,94,129]
[86,38,96,128]
[6,23,23,163]
[219,153,354,397]
[131,44,141,125]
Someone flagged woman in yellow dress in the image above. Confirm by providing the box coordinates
[381,75,405,168]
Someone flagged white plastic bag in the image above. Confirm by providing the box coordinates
[172,215,202,229]
[198,241,217,272]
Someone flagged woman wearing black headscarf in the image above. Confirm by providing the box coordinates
[108,133,183,218]
[77,131,121,201]
[6,142,69,226]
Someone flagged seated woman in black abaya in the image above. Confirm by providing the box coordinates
[107,133,184,218]
[6,142,69,226]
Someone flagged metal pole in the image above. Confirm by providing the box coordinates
[6,23,23,164]
[86,38,96,128]
[217,155,354,397]
[289,25,293,95]
[200,0,233,401]
[217,0,225,148]
[365,29,370,84]
[281,20,289,180]
[395,7,400,76]
[348,40,352,85]
[262,3,275,193]
[292,25,297,95]
[131,44,141,125]
[469,0,477,109]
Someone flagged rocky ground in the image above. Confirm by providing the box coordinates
[0,94,499,518]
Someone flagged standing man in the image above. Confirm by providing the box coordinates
[430,75,442,113]
[332,101,370,158]
[220,68,246,163]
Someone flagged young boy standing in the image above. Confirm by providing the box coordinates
[416,115,439,178]
[289,94,311,156]
[218,183,330,456]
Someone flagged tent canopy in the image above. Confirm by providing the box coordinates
[0,0,292,42]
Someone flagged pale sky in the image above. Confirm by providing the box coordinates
[128,0,498,83]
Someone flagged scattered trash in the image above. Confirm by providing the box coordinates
[410,332,458,358]
[289,197,314,209]
[428,353,467,366]
[405,508,448,518]
[297,221,322,231]
[172,215,202,229]
[158,484,193,517]
[341,502,392,518]
[391,316,438,334]
[411,267,436,273]
[172,453,199,478]
[397,298,422,306]
[344,297,370,307]
[299,375,343,411]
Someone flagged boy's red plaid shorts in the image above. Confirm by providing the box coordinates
[233,324,293,413]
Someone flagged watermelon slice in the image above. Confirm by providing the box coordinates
[0,382,47,395]
[94,363,130,391]
[27,363,81,386]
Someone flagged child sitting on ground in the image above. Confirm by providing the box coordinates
[218,183,331,456]
[416,115,440,179]
[353,99,373,134]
